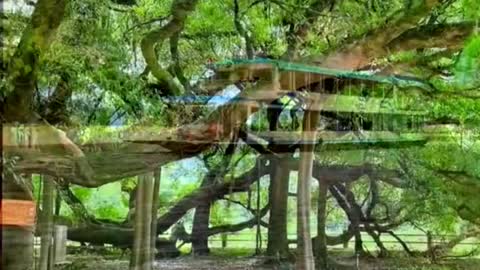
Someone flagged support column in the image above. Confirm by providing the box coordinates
[130,172,155,270]
[39,176,55,270]
[150,168,161,261]
[316,179,329,269]
[296,107,319,270]
[266,154,291,259]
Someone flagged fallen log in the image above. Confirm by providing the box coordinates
[66,225,180,258]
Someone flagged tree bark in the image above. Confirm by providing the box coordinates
[141,0,199,96]
[312,0,442,70]
[3,0,68,122]
[266,154,291,259]
[190,180,212,255]
[329,184,366,256]
[191,167,216,256]
[3,0,67,268]
[191,201,212,255]
[191,142,237,256]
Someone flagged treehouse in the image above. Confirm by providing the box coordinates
[2,59,433,153]
[198,58,431,149]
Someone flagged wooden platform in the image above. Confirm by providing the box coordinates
[165,93,426,115]
[3,124,457,150]
[205,58,431,92]
[250,130,429,151]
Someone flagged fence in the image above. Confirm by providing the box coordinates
[34,232,479,255]
[205,232,480,251]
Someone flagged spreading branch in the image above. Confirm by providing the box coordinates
[312,0,442,70]
[140,0,199,96]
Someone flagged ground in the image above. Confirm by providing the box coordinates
[59,250,480,270]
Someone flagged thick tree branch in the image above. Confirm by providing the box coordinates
[3,0,68,122]
[313,0,442,70]
[233,0,254,59]
[386,22,476,52]
[207,204,270,236]
[140,0,199,96]
[40,73,72,125]
[283,0,335,59]
[169,31,189,91]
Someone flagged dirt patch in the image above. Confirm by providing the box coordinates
[61,255,479,270]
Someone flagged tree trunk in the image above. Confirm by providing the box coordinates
[366,229,388,257]
[39,176,55,270]
[344,184,368,257]
[155,159,267,234]
[296,108,318,270]
[354,228,364,256]
[191,171,217,256]
[266,154,291,259]
[125,186,137,226]
[191,152,238,256]
[316,179,329,269]
[2,172,35,270]
[130,173,155,270]
[4,0,68,122]
[2,0,67,267]
[191,201,211,255]
[330,183,366,256]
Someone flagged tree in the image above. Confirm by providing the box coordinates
[3,0,480,268]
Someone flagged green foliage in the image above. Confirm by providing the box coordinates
[4,0,480,254]
[461,0,480,19]
[455,35,480,88]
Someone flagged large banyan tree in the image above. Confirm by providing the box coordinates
[2,0,480,269]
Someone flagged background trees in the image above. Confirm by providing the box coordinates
[2,0,480,269]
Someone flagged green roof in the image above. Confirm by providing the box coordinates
[213,58,432,91]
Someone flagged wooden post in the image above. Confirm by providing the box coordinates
[53,225,67,264]
[130,173,155,270]
[296,104,319,270]
[130,178,144,270]
[316,178,329,269]
[272,63,281,93]
[150,168,161,261]
[255,159,262,255]
[39,176,55,270]
[142,175,154,269]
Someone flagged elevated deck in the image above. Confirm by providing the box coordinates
[2,124,459,153]
[204,58,431,92]
[246,130,428,151]
[165,93,426,115]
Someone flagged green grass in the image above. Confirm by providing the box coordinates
[194,228,479,258]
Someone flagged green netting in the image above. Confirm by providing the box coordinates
[213,58,432,90]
